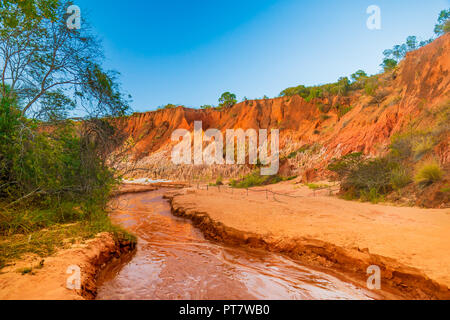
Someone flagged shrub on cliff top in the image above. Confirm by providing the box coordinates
[219,92,237,109]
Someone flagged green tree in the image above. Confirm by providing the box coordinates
[381,58,398,72]
[160,104,177,110]
[218,92,237,108]
[351,70,368,82]
[434,9,450,35]
[0,0,130,120]
[0,1,130,206]
[334,77,350,96]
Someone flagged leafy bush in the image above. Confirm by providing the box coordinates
[230,172,295,189]
[0,1,134,267]
[412,137,436,161]
[286,145,311,159]
[328,153,410,201]
[0,97,118,229]
[280,77,351,100]
[364,78,379,96]
[390,131,437,161]
[327,152,364,180]
[434,9,450,35]
[414,161,444,186]
[159,104,178,110]
[370,90,389,107]
[337,105,353,118]
[381,36,430,72]
[360,188,385,204]
[209,175,223,186]
[350,70,369,90]
[307,183,331,190]
[381,59,398,72]
[390,167,412,190]
[351,70,368,82]
[219,92,237,108]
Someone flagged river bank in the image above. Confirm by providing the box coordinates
[0,233,135,300]
[164,182,450,300]
[2,181,449,300]
[96,189,381,300]
[0,183,151,300]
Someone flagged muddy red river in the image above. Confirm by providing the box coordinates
[96,190,379,300]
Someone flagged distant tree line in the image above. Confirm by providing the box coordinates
[280,9,450,100]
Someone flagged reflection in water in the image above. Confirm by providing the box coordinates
[97,190,376,300]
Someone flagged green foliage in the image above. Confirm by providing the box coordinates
[336,105,353,118]
[0,97,117,227]
[444,19,450,34]
[0,98,133,267]
[0,205,135,268]
[209,175,224,186]
[390,131,437,161]
[351,70,368,82]
[379,8,450,72]
[360,188,385,204]
[381,35,432,72]
[364,77,379,96]
[328,153,411,201]
[414,162,444,186]
[370,90,389,107]
[434,9,450,35]
[286,145,311,159]
[160,104,178,110]
[280,77,351,101]
[328,152,364,178]
[412,137,436,160]
[307,183,330,190]
[381,58,398,72]
[218,92,237,108]
[0,1,134,268]
[350,70,369,90]
[0,0,59,29]
[230,172,295,189]
[0,0,131,119]
[390,167,412,190]
[200,105,213,110]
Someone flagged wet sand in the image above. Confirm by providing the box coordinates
[97,189,378,300]
[165,182,450,299]
[0,233,134,300]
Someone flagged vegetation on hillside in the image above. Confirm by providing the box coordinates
[230,172,296,189]
[158,104,179,110]
[218,92,237,109]
[328,101,449,204]
[0,0,134,268]
[281,9,449,101]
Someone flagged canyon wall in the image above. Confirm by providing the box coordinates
[116,34,449,183]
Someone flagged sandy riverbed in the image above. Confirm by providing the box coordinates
[165,181,450,299]
[0,233,134,300]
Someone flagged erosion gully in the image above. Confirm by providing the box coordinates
[96,189,378,300]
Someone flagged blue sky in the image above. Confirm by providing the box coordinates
[75,0,449,112]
